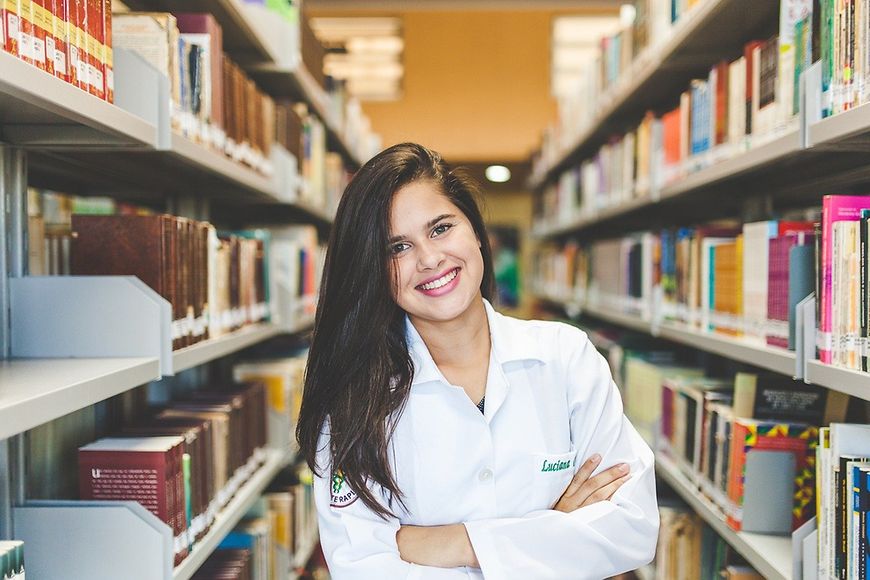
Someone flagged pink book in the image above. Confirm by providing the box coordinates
[820,196,870,363]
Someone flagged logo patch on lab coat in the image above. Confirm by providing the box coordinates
[330,469,359,508]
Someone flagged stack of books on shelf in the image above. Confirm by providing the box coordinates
[2,0,115,101]
[533,199,870,373]
[0,541,24,580]
[200,461,318,580]
[78,381,270,566]
[654,501,764,579]
[572,323,870,578]
[27,188,324,338]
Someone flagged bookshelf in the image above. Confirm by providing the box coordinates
[535,292,802,380]
[654,454,792,580]
[529,0,779,189]
[173,449,294,580]
[0,357,161,440]
[0,2,352,574]
[292,526,321,571]
[0,52,156,149]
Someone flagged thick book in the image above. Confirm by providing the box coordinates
[78,435,188,564]
[175,13,224,130]
[820,196,870,363]
[742,221,778,339]
[725,418,818,532]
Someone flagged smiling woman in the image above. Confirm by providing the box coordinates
[296,142,658,579]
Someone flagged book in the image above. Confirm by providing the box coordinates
[820,196,870,364]
[0,541,25,579]
[725,417,818,532]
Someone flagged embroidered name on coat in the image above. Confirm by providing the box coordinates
[330,469,359,508]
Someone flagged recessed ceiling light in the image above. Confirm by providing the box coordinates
[485,165,511,183]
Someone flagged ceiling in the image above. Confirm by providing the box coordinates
[306,2,619,164]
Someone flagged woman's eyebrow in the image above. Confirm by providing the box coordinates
[389,214,457,244]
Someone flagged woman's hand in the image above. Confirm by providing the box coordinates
[553,454,630,513]
[396,524,479,568]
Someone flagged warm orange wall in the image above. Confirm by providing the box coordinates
[310,10,562,162]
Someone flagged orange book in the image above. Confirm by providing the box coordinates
[50,0,67,80]
[662,107,682,168]
[68,0,86,90]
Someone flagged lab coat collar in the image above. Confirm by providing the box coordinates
[405,298,546,386]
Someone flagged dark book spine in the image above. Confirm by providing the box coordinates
[861,211,868,371]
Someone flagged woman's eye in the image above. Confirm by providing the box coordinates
[391,242,410,255]
[432,223,454,236]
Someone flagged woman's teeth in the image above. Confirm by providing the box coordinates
[420,268,458,290]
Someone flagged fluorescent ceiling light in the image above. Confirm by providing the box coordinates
[485,165,511,183]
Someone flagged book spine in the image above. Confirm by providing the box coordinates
[862,211,869,371]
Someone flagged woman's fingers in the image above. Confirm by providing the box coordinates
[561,453,601,498]
[579,473,631,508]
[571,462,630,506]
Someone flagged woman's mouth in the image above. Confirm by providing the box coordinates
[416,267,461,296]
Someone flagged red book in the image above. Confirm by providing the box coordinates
[85,0,102,98]
[69,0,86,90]
[1,0,19,56]
[31,0,52,71]
[17,0,34,64]
[51,0,68,81]
[78,436,189,565]
[102,0,110,101]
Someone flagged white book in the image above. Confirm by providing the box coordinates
[741,221,778,338]
[728,57,747,144]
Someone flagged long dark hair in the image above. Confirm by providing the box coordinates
[297,143,495,518]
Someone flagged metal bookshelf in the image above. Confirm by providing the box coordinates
[0,357,161,440]
[172,323,285,374]
[0,52,156,149]
[529,0,780,189]
[293,526,321,571]
[804,361,870,402]
[655,454,792,580]
[173,448,295,580]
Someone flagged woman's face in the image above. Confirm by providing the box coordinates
[388,180,484,324]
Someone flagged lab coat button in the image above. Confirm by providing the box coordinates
[478,468,493,482]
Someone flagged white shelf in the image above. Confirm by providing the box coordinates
[805,360,870,402]
[172,323,284,374]
[656,323,797,377]
[0,51,156,148]
[530,0,778,189]
[534,293,798,377]
[655,454,792,580]
[0,357,160,439]
[173,448,294,580]
[168,134,279,203]
[808,100,870,146]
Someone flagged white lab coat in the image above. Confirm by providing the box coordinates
[314,299,659,579]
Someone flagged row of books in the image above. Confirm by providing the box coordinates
[533,0,811,186]
[535,32,806,228]
[113,12,275,174]
[574,320,870,579]
[0,541,24,580]
[211,464,317,579]
[653,502,763,579]
[78,381,270,565]
[2,0,114,101]
[820,0,870,118]
[538,0,702,175]
[534,199,870,374]
[27,189,324,340]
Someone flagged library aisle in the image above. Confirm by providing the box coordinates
[1,0,868,579]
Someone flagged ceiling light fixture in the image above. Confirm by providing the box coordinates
[485,165,511,183]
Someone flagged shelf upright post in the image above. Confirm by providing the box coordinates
[0,144,28,539]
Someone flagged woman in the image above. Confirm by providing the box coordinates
[297,143,658,578]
